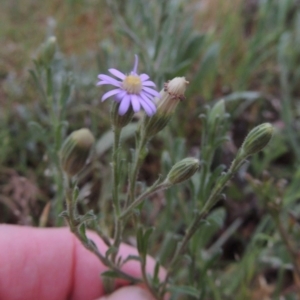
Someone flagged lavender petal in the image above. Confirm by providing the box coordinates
[102,89,122,102]
[140,92,157,113]
[140,73,150,81]
[96,81,111,86]
[140,91,154,101]
[130,94,141,113]
[118,95,131,115]
[98,74,121,87]
[140,98,156,116]
[114,90,127,102]
[142,80,156,87]
[108,68,126,80]
[132,55,139,74]
[142,87,161,97]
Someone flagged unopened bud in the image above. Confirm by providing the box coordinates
[143,77,189,137]
[111,101,134,129]
[60,128,95,176]
[208,99,226,127]
[240,123,274,157]
[36,36,57,67]
[166,157,200,185]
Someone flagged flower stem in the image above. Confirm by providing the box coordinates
[159,157,244,297]
[120,182,169,220]
[63,176,141,284]
[112,126,122,216]
[111,126,122,262]
[141,257,161,300]
[44,66,64,227]
[126,130,147,207]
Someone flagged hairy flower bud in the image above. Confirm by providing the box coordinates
[36,36,57,67]
[142,77,189,137]
[166,157,200,185]
[60,128,95,177]
[240,123,274,157]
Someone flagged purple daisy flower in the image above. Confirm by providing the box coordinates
[97,55,159,116]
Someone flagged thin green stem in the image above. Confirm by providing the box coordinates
[64,177,141,283]
[141,258,160,300]
[120,182,169,220]
[94,222,111,247]
[159,157,244,297]
[112,127,121,215]
[54,165,65,226]
[111,126,122,262]
[126,131,147,207]
[44,66,64,226]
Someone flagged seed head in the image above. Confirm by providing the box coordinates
[142,77,189,137]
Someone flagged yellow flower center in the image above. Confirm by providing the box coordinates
[123,75,142,94]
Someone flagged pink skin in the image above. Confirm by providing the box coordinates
[0,225,165,300]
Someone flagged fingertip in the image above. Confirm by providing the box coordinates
[97,286,155,300]
[0,225,74,300]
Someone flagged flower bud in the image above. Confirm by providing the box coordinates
[143,77,189,137]
[165,157,200,185]
[240,123,274,157]
[111,101,134,129]
[208,99,226,127]
[36,36,57,67]
[60,128,95,176]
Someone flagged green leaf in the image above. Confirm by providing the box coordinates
[188,42,219,97]
[179,33,206,61]
[59,74,72,108]
[105,246,118,259]
[207,207,226,228]
[136,226,154,260]
[101,270,121,279]
[136,226,144,255]
[143,227,154,248]
[96,123,137,157]
[79,210,97,224]
[167,285,199,297]
[193,208,226,250]
[152,261,161,286]
[123,255,142,264]
[221,91,262,117]
[79,223,88,243]
[59,210,69,218]
[28,69,46,99]
[72,186,80,203]
[28,122,48,143]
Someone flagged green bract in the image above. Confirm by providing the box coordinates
[60,128,95,177]
[241,123,274,158]
[166,157,200,185]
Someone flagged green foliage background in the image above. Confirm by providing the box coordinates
[1,0,300,299]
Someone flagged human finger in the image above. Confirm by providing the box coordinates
[0,225,165,300]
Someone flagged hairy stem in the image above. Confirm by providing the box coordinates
[160,157,244,297]
[120,181,169,220]
[111,127,122,262]
[126,133,147,207]
[64,177,141,283]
